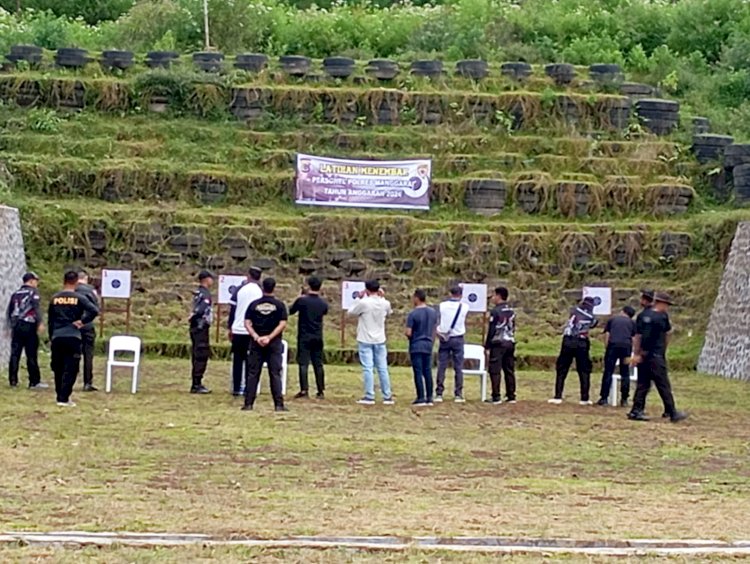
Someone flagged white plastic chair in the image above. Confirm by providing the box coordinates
[105,335,142,394]
[229,339,288,396]
[609,359,639,405]
[463,343,488,401]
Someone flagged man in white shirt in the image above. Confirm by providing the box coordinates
[436,285,469,402]
[228,266,263,396]
[347,279,393,405]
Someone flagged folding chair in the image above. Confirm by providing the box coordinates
[105,335,142,394]
[609,359,639,406]
[463,343,489,401]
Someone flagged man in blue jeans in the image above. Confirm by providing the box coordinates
[436,285,469,403]
[348,279,393,405]
[406,288,438,406]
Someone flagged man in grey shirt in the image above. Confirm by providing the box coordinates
[347,279,393,406]
[77,269,100,392]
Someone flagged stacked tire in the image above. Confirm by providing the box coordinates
[146,51,179,69]
[545,63,576,86]
[6,45,42,67]
[193,52,224,72]
[55,48,91,69]
[692,116,710,134]
[101,50,134,71]
[365,59,400,81]
[725,144,750,203]
[323,57,355,79]
[501,62,532,81]
[692,134,733,164]
[620,82,655,98]
[635,98,679,135]
[455,59,488,81]
[279,55,311,77]
[235,53,268,72]
[589,63,623,86]
[464,179,507,215]
[411,60,443,79]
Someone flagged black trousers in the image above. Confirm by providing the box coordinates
[554,336,592,401]
[190,325,210,388]
[51,337,81,403]
[231,334,252,393]
[599,343,632,402]
[632,353,676,416]
[244,338,284,408]
[9,322,40,386]
[298,337,325,394]
[488,342,516,401]
[81,328,96,387]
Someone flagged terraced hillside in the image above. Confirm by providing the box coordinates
[1,52,746,364]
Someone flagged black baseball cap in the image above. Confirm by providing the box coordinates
[248,266,262,278]
[198,270,214,281]
[22,271,39,283]
[641,289,654,301]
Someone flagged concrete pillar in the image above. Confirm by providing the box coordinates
[0,206,27,372]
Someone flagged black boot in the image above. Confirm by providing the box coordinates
[190,385,211,394]
[627,410,649,421]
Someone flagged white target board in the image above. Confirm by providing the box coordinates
[218,274,247,305]
[583,286,612,316]
[460,283,488,313]
[341,280,366,309]
[101,269,132,299]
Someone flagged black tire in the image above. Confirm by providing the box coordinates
[10,45,42,56]
[590,63,621,74]
[411,60,443,73]
[147,51,179,60]
[193,52,224,62]
[235,53,268,72]
[324,56,355,67]
[456,59,488,79]
[725,144,750,158]
[56,47,87,58]
[620,82,654,96]
[635,98,679,112]
[693,134,734,147]
[637,110,680,121]
[280,55,310,65]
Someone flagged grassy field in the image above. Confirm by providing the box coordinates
[2,357,750,556]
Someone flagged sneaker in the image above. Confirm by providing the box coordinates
[412,399,427,406]
[506,399,517,404]
[670,411,688,423]
[29,382,49,390]
[454,396,466,403]
[434,395,443,403]
[580,400,593,406]
[294,390,309,399]
[83,384,98,392]
[627,411,649,421]
[190,386,212,394]
[241,404,253,411]
[275,405,289,412]
[596,398,609,406]
[316,392,325,400]
[56,401,76,407]
[357,397,375,405]
[484,398,502,405]
[383,397,395,405]
[425,401,434,407]
[232,391,243,397]
[548,398,563,404]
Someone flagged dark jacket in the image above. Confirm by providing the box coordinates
[485,303,516,347]
[48,290,99,341]
[76,283,100,332]
[6,284,42,329]
[562,306,598,340]
[190,286,213,330]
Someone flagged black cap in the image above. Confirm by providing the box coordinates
[641,289,654,301]
[248,266,262,279]
[22,271,39,283]
[582,296,596,306]
[198,270,214,281]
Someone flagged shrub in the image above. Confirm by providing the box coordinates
[0,0,134,25]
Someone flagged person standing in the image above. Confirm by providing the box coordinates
[596,305,636,407]
[48,270,99,407]
[484,286,516,405]
[348,280,393,406]
[76,269,100,392]
[436,285,469,403]
[189,270,214,394]
[242,278,288,412]
[228,266,263,396]
[6,272,46,389]
[628,293,688,423]
[549,296,598,405]
[405,288,437,406]
[290,276,329,399]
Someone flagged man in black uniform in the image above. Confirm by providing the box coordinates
[48,270,99,407]
[6,272,46,389]
[549,296,598,405]
[597,305,636,406]
[290,276,329,399]
[76,269,100,392]
[628,292,688,423]
[242,277,288,412]
[189,270,214,394]
[484,286,516,405]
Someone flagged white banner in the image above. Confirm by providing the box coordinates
[218,275,247,305]
[296,153,431,210]
[460,283,488,313]
[341,280,366,309]
[101,269,132,299]
[583,286,612,316]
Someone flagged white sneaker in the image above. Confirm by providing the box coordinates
[356,397,375,405]
[56,401,76,407]
[580,400,594,406]
[383,397,395,405]
[506,400,517,404]
[454,396,466,403]
[548,398,563,405]
[434,395,443,403]
[29,382,49,390]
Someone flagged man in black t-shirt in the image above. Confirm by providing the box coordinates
[242,278,288,412]
[597,305,636,406]
[290,276,329,400]
[628,292,687,423]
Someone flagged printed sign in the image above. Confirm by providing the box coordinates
[341,280,367,310]
[460,283,488,313]
[296,153,431,210]
[583,286,612,316]
[218,275,247,305]
[101,269,132,299]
